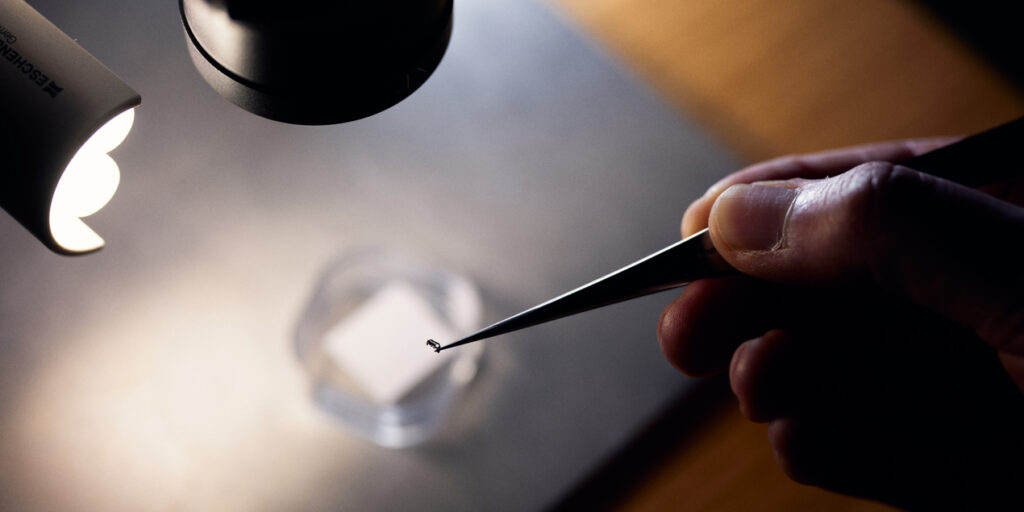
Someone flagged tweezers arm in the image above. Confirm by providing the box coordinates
[899,116,1024,187]
[434,115,1024,352]
[438,229,730,350]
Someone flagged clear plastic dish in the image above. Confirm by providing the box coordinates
[295,248,483,448]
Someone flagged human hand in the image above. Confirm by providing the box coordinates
[658,139,1024,509]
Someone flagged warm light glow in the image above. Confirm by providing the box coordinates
[49,108,135,252]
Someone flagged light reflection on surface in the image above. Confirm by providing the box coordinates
[3,241,363,510]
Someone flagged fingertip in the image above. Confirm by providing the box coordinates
[658,278,752,377]
[709,183,797,255]
[657,296,686,372]
[730,337,764,421]
[657,289,714,377]
[683,176,740,237]
[681,196,712,237]
[767,418,815,485]
[767,418,792,463]
[729,339,752,413]
[729,330,796,423]
[660,277,802,378]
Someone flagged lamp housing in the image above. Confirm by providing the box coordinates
[1,0,140,255]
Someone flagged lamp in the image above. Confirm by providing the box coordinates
[180,0,452,125]
[0,0,139,255]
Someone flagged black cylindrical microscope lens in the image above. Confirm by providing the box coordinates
[180,0,452,125]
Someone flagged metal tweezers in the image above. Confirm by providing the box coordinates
[430,116,1024,352]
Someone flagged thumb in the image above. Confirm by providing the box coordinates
[708,162,1024,354]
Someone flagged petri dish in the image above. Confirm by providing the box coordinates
[294,248,483,448]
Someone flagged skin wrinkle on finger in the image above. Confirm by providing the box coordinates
[702,160,1024,350]
[853,165,1024,353]
[740,179,805,253]
[706,183,798,256]
[662,137,1024,509]
[776,167,878,280]
[704,167,897,278]
[713,163,1000,287]
[671,168,1024,368]
[660,252,1024,508]
[681,138,960,238]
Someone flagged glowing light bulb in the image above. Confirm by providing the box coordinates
[49,109,135,252]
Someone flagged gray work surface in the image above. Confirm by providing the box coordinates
[0,0,742,510]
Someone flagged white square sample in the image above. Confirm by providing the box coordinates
[324,281,457,404]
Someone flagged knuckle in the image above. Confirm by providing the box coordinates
[841,162,929,229]
[837,163,933,282]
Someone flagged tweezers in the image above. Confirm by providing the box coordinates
[429,116,1024,352]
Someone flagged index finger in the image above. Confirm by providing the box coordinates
[681,137,960,236]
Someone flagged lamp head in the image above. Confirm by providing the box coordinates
[180,0,453,125]
[0,0,140,255]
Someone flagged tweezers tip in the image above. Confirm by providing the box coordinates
[426,339,442,353]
